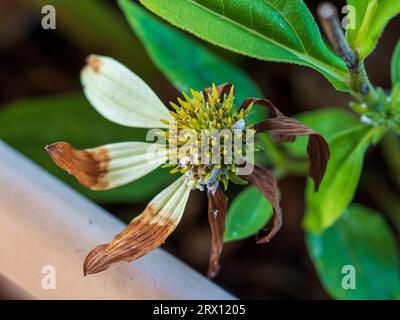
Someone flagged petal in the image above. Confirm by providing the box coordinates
[207,188,228,279]
[254,117,330,191]
[240,98,296,142]
[46,141,166,190]
[83,175,191,275]
[202,83,234,103]
[240,98,330,189]
[239,164,282,244]
[239,98,285,118]
[81,55,173,128]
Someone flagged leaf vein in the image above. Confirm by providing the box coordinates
[187,0,347,82]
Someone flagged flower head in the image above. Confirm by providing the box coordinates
[46,55,330,278]
[161,83,254,193]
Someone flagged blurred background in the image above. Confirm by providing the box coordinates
[0,0,399,299]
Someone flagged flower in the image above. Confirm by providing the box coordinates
[46,55,330,278]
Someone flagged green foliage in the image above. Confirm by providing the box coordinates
[346,0,400,61]
[225,185,273,242]
[307,204,400,300]
[0,94,174,203]
[118,0,262,105]
[304,125,379,233]
[7,0,400,299]
[285,108,361,158]
[351,87,400,134]
[139,0,349,91]
[392,40,400,85]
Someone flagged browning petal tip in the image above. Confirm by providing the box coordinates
[46,141,70,160]
[46,142,110,190]
[86,54,102,73]
[82,205,180,276]
[83,244,110,276]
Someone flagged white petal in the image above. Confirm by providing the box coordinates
[81,55,173,128]
[47,141,166,190]
[149,174,191,222]
[83,175,191,275]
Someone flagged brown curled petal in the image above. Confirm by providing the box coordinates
[239,98,285,118]
[207,188,228,279]
[46,141,166,191]
[253,117,330,191]
[202,83,234,102]
[46,142,110,190]
[239,164,282,244]
[307,135,330,191]
[83,176,191,276]
[83,205,175,275]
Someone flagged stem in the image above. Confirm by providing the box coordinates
[317,2,376,104]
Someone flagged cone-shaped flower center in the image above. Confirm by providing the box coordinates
[160,85,255,192]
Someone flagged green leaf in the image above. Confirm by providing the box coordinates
[225,185,273,242]
[346,0,400,61]
[139,0,349,91]
[0,94,174,203]
[391,39,400,85]
[118,0,262,104]
[285,108,361,158]
[303,125,378,233]
[307,204,400,300]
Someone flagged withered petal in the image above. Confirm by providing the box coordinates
[46,142,110,190]
[46,141,166,191]
[83,205,175,276]
[239,165,282,244]
[239,98,285,118]
[207,188,228,279]
[83,176,191,276]
[202,83,234,103]
[254,117,330,191]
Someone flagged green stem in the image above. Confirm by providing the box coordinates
[258,134,309,178]
[258,134,309,179]
[258,134,285,169]
[279,159,309,178]
[348,63,377,104]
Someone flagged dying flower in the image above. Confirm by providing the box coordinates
[46,55,329,278]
